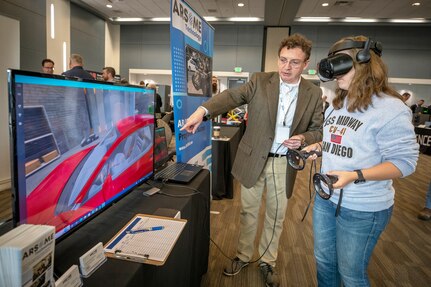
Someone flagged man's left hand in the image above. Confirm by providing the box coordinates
[283,134,305,149]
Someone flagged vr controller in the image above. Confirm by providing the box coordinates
[313,173,338,200]
[287,149,322,170]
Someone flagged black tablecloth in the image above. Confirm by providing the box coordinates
[211,124,243,199]
[54,170,210,287]
[415,127,431,155]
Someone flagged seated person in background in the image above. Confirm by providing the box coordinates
[62,54,94,80]
[401,92,411,103]
[212,75,219,96]
[102,67,116,82]
[41,59,55,74]
[148,83,163,113]
[418,181,431,221]
[410,99,424,113]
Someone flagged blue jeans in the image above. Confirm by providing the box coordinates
[425,181,431,209]
[313,196,393,287]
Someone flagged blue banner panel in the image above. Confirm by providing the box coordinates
[170,0,214,168]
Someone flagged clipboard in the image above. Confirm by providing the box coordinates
[104,214,187,266]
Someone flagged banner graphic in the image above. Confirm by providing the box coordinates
[170,0,214,168]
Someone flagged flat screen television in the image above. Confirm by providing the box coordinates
[8,69,156,240]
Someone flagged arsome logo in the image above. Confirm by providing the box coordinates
[171,0,202,44]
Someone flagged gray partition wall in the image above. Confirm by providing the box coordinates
[120,24,264,77]
[120,23,431,80]
[70,3,105,72]
[0,0,46,72]
[120,24,171,78]
[291,25,431,79]
[212,24,264,73]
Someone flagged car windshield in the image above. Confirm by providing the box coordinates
[54,127,119,215]
[108,125,152,180]
[81,124,153,204]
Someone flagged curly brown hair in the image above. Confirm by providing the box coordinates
[278,33,312,60]
[331,36,401,112]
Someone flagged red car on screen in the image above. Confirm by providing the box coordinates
[26,114,154,231]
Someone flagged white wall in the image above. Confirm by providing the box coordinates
[264,27,290,72]
[105,22,120,73]
[46,0,70,73]
[0,15,20,191]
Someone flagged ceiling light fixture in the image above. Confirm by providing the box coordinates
[390,18,426,23]
[228,17,261,22]
[298,17,331,22]
[112,17,144,22]
[238,3,245,7]
[412,2,421,6]
[151,17,170,21]
[322,3,329,6]
[204,16,219,22]
[106,4,112,8]
[343,17,377,23]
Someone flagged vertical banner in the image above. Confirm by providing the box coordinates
[170,0,214,168]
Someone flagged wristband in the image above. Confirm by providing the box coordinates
[354,169,366,184]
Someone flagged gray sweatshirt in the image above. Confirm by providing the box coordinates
[321,93,419,212]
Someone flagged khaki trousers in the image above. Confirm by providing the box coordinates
[236,156,288,266]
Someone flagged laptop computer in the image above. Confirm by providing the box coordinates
[153,127,203,183]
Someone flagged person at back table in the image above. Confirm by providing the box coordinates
[148,83,163,113]
[400,92,411,103]
[181,33,323,287]
[62,54,94,80]
[41,59,55,74]
[418,180,431,220]
[102,67,116,82]
[410,99,424,113]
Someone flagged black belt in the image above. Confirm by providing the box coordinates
[268,152,286,158]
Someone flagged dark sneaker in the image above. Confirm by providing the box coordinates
[259,262,280,287]
[418,207,431,220]
[223,257,249,276]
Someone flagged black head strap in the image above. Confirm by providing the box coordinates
[328,39,382,57]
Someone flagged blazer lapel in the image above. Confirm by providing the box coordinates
[267,73,280,129]
[290,78,312,134]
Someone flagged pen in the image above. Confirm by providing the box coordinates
[126,226,164,234]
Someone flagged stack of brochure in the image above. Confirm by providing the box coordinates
[0,224,55,287]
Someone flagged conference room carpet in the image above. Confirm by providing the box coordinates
[202,154,431,287]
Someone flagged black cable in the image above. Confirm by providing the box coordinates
[218,143,286,268]
[300,108,334,221]
[209,237,235,261]
[157,147,281,267]
[0,218,12,226]
[156,181,224,265]
[301,158,318,222]
[243,143,284,265]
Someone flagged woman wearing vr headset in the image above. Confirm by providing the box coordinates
[303,35,419,287]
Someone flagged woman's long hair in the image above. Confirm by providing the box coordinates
[332,35,401,112]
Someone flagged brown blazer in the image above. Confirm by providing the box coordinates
[203,72,323,198]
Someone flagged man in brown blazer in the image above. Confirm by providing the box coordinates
[181,34,322,287]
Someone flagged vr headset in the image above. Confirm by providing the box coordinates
[317,38,383,82]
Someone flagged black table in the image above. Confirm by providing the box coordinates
[211,124,243,199]
[415,127,431,155]
[54,170,210,287]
